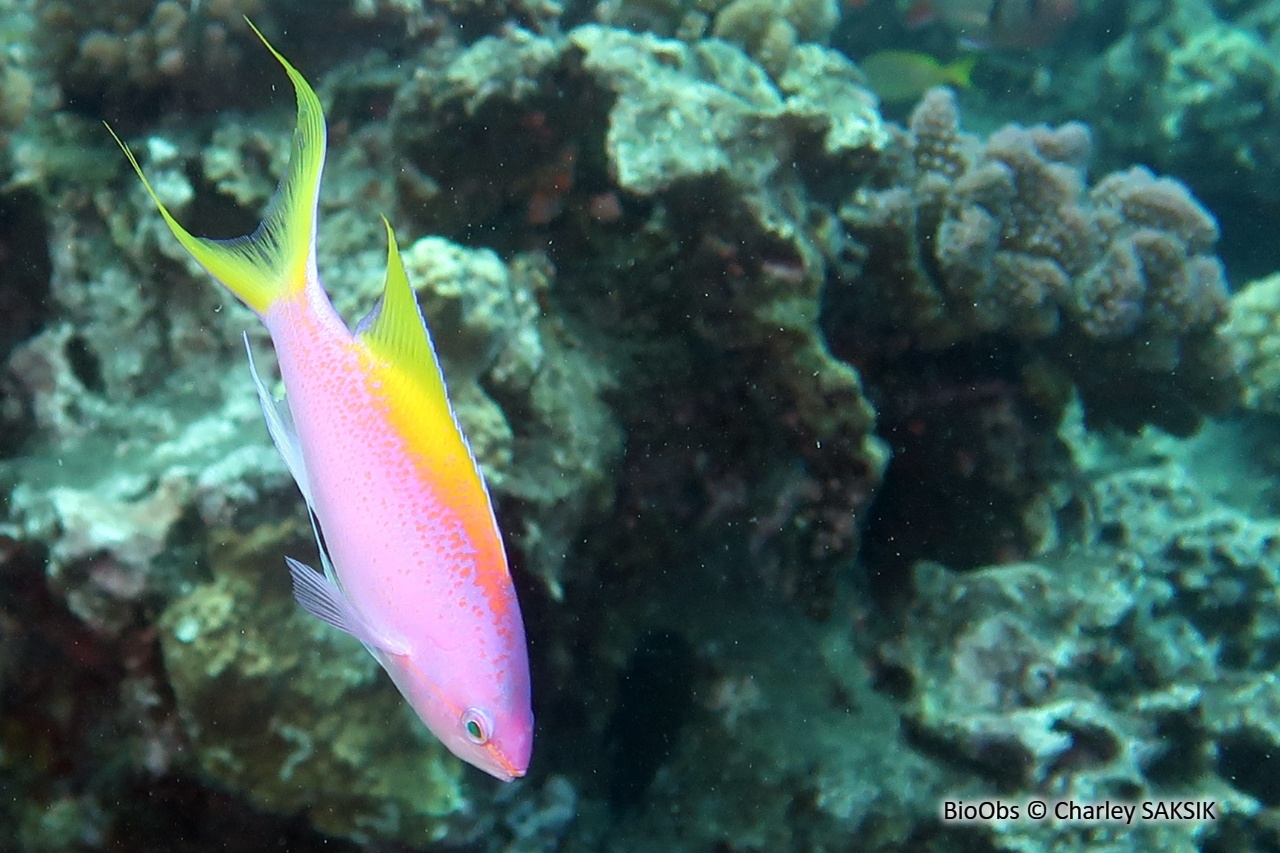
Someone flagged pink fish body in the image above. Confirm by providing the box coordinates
[110,23,532,781]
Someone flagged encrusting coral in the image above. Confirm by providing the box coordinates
[1088,0,1280,202]
[37,0,253,115]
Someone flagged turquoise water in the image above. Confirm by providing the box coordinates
[1,0,1278,850]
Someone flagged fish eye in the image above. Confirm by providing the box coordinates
[462,708,491,744]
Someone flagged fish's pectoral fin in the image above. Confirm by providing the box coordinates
[286,556,408,655]
[244,333,313,505]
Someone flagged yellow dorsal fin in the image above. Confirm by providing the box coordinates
[106,18,326,315]
[360,218,449,404]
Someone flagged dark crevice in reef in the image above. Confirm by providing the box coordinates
[1140,707,1210,788]
[0,188,53,458]
[842,336,1070,606]
[394,63,616,259]
[0,188,52,364]
[1216,726,1280,809]
[108,772,362,853]
[63,333,105,394]
[603,629,696,813]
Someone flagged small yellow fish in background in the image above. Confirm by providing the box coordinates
[858,50,978,105]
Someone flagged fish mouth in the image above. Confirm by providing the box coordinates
[488,746,527,781]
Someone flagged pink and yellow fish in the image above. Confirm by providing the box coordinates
[108,24,532,781]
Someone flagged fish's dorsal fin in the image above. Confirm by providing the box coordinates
[286,557,408,656]
[359,221,498,516]
[359,218,449,407]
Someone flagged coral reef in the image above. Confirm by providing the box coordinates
[825,87,1238,591]
[0,1,1267,851]
[566,26,888,601]
[36,0,259,117]
[391,24,891,615]
[709,0,840,75]
[831,88,1238,436]
[594,0,842,69]
[28,0,572,128]
[1084,0,1280,203]
[1226,272,1280,415]
[864,415,1280,850]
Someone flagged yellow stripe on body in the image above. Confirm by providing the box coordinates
[360,337,516,618]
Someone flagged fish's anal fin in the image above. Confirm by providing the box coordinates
[244,333,313,506]
[286,557,409,656]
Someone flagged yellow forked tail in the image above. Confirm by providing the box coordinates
[106,19,325,316]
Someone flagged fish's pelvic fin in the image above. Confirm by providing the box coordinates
[243,334,342,589]
[243,333,313,504]
[359,218,449,406]
[106,19,325,316]
[306,507,341,587]
[286,557,408,655]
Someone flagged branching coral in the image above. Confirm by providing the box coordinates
[1227,272,1280,415]
[833,87,1239,435]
